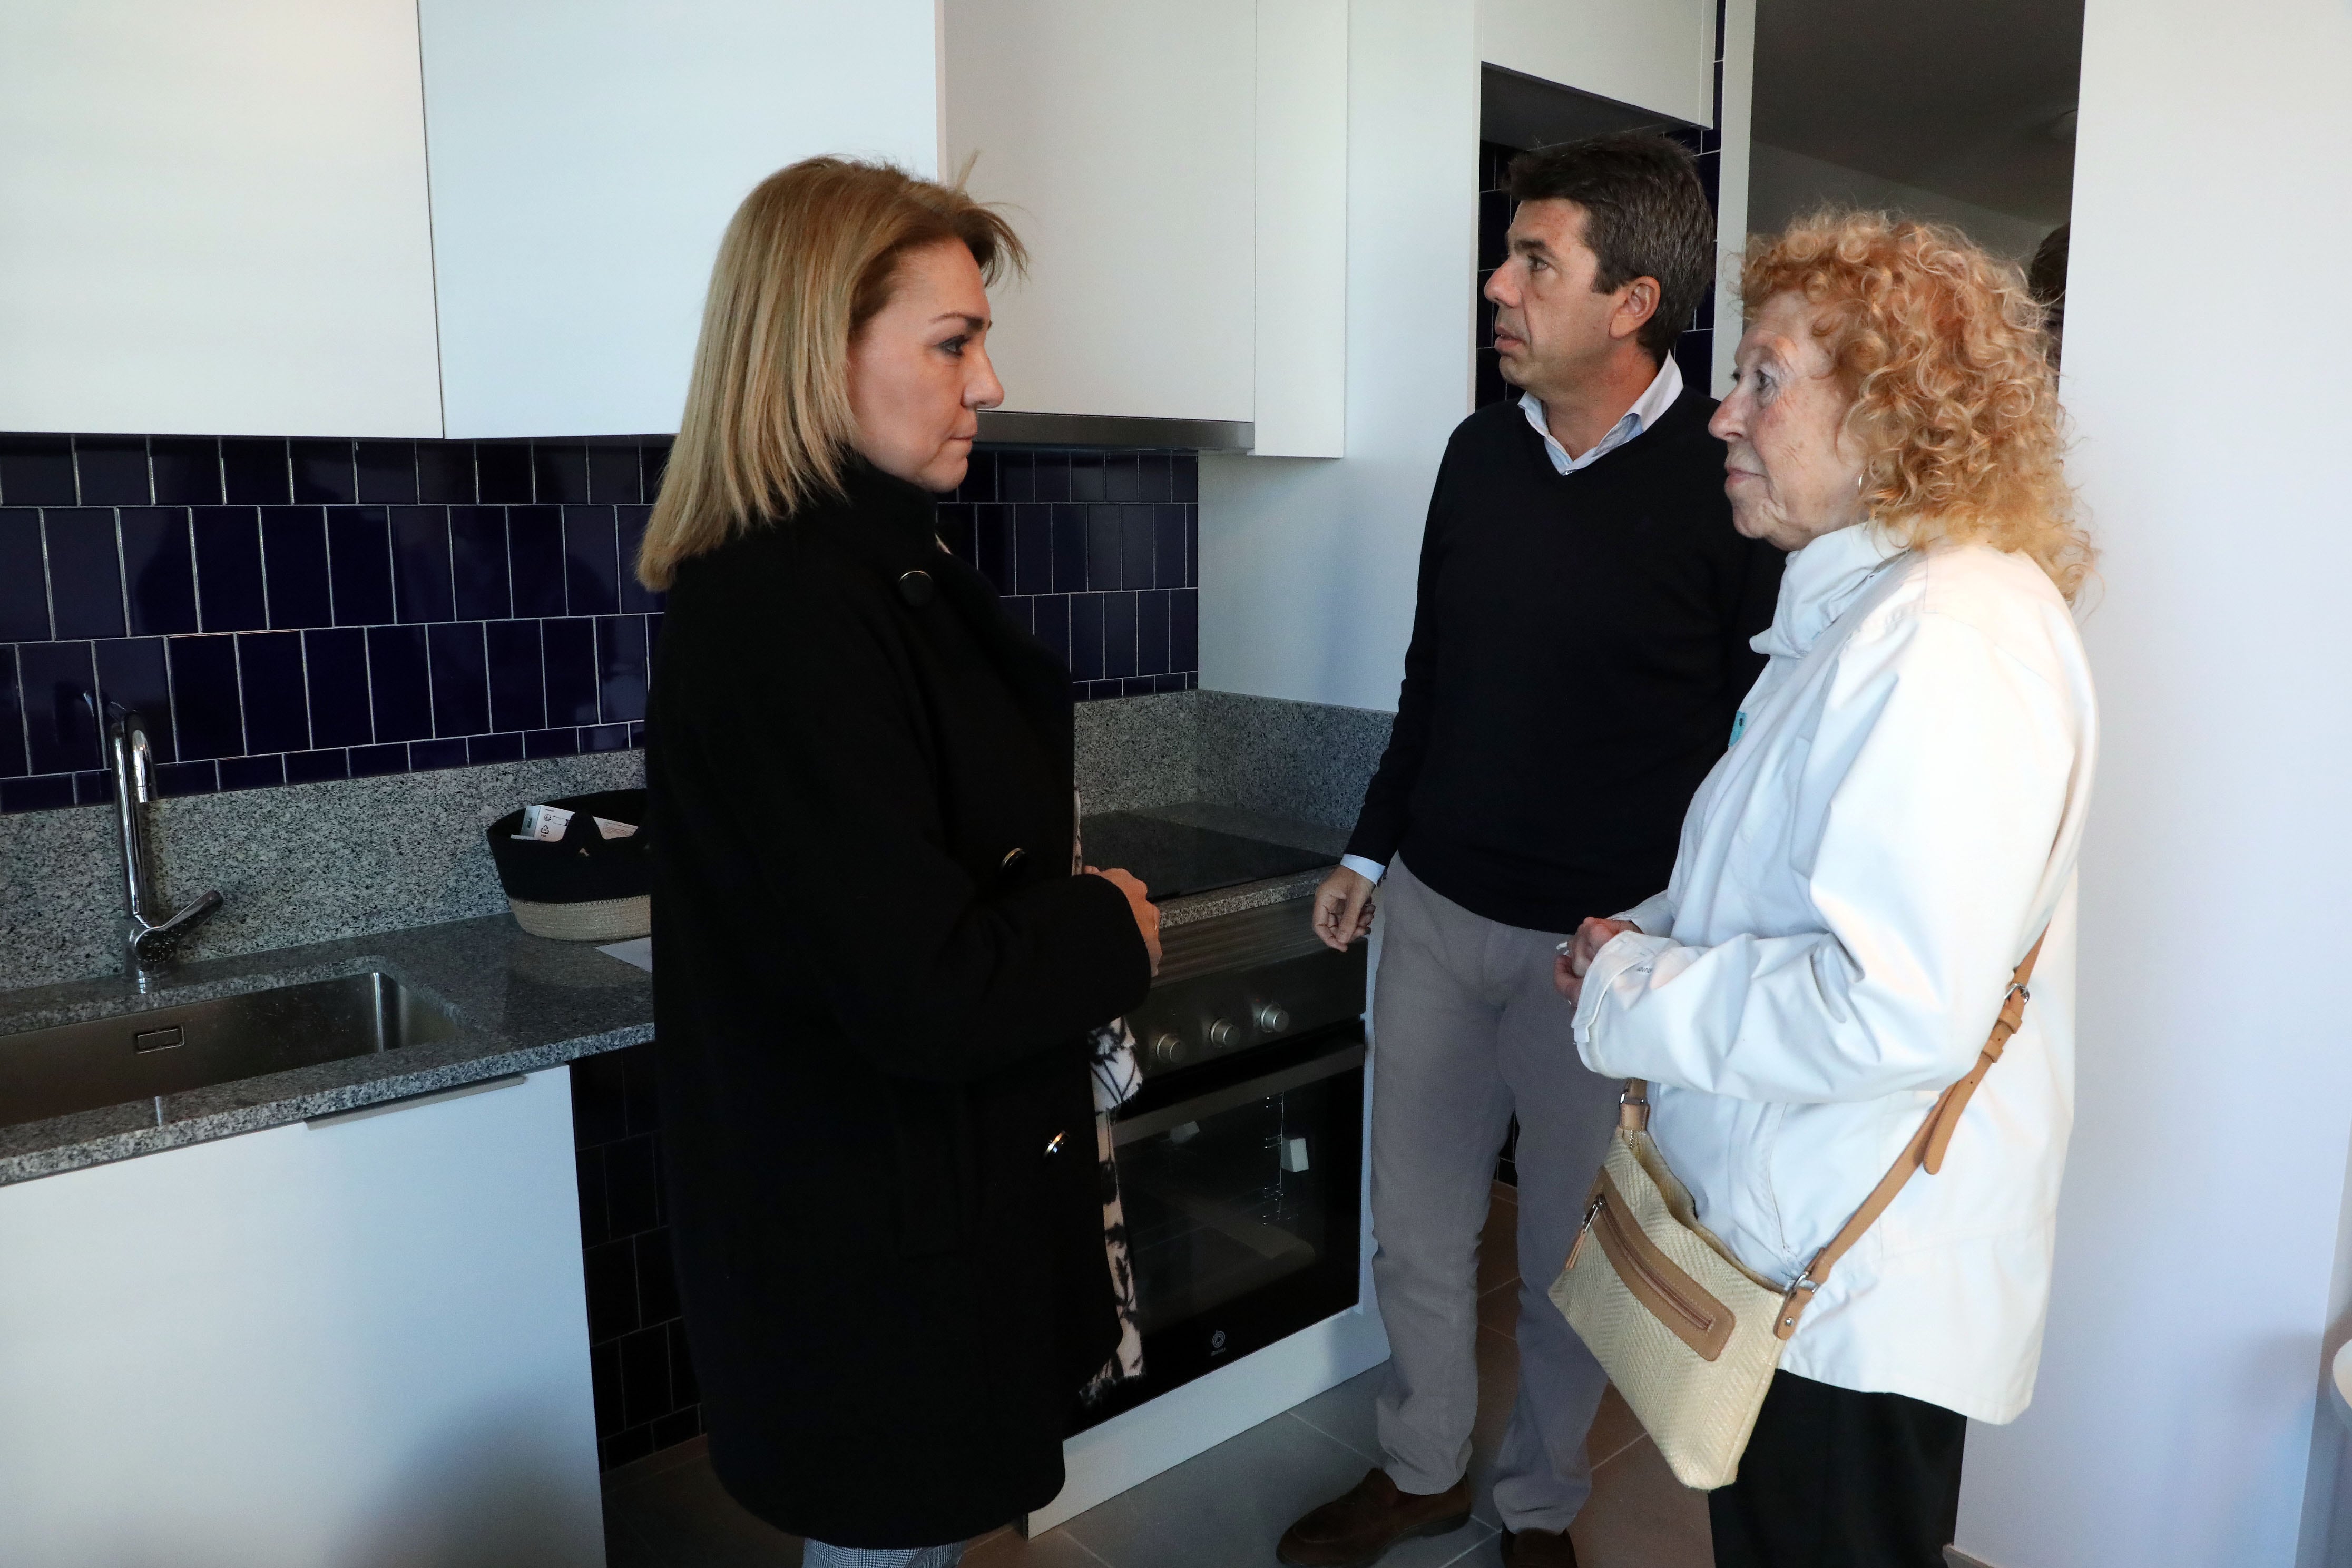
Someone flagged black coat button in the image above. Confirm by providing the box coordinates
[897,570,935,606]
[1043,1130,1068,1159]
[1000,847,1027,873]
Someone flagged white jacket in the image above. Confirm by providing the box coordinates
[1572,523,2096,1423]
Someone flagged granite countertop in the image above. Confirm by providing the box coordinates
[1157,868,1327,928]
[0,916,652,1188]
[0,799,1346,1190]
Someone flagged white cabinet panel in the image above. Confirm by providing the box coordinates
[0,0,445,438]
[419,1,938,439]
[1478,0,1716,127]
[0,1070,601,1567]
[944,0,1258,425]
[1253,0,1349,458]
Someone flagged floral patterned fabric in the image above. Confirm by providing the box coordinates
[1075,797,1146,1400]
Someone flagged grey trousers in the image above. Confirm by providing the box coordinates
[1368,857,1622,1533]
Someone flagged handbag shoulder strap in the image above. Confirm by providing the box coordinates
[1761,930,2047,1340]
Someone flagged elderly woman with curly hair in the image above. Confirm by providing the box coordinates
[1554,211,2098,1568]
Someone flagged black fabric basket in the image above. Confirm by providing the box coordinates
[485,788,652,940]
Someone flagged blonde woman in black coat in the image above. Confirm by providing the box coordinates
[639,158,1160,1568]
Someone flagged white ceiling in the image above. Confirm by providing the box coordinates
[1753,0,2083,225]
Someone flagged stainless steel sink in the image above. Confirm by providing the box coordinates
[0,972,462,1127]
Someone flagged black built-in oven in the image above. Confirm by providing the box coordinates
[1069,810,1369,1432]
[1075,1026,1365,1429]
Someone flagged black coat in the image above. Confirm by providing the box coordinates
[645,460,1151,1547]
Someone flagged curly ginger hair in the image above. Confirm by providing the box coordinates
[1742,211,2095,602]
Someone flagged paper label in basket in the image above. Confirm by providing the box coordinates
[513,803,574,841]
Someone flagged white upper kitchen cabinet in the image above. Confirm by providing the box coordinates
[0,0,445,437]
[943,0,1261,432]
[1251,0,1350,458]
[418,0,938,439]
[1478,0,1717,127]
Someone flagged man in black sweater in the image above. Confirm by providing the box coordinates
[1278,136,1783,1568]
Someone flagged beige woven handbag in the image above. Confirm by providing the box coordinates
[1549,935,2044,1489]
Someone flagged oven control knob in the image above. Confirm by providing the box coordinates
[1253,1002,1292,1034]
[1208,1018,1243,1052]
[1151,1033,1189,1069]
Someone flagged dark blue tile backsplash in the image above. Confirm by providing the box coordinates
[937,448,1200,705]
[0,434,1198,814]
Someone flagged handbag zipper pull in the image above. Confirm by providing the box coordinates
[1564,1193,1605,1273]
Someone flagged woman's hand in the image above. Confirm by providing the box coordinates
[1553,917,1638,1004]
[1088,866,1162,977]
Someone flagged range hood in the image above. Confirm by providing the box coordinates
[975,410,1254,452]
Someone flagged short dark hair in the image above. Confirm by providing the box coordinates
[1507,132,1716,364]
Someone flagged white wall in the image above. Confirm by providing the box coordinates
[1953,3,2352,1565]
[1199,0,1480,711]
[1747,141,2053,267]
[419,0,937,438]
[0,0,444,437]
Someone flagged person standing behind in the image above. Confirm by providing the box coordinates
[1278,134,1783,1568]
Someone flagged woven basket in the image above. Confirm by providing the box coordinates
[508,894,651,943]
[486,789,651,943]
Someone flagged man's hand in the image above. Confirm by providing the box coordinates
[1552,917,1638,1004]
[1311,865,1377,952]
[1089,866,1162,976]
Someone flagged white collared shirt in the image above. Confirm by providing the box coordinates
[1338,354,1688,888]
[1521,352,1684,475]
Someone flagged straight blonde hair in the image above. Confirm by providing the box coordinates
[636,157,1025,590]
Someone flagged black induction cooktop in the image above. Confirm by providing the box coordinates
[1077,811,1333,901]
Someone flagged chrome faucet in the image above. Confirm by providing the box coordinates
[104,704,222,989]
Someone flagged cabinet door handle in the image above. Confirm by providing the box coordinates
[305,1073,527,1129]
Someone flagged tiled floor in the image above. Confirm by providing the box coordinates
[602,1182,1711,1568]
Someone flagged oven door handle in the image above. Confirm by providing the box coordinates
[1111,1042,1367,1149]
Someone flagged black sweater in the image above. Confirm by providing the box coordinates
[1345,388,1784,933]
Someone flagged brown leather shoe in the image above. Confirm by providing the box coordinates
[1500,1526,1581,1566]
[1276,1468,1473,1568]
